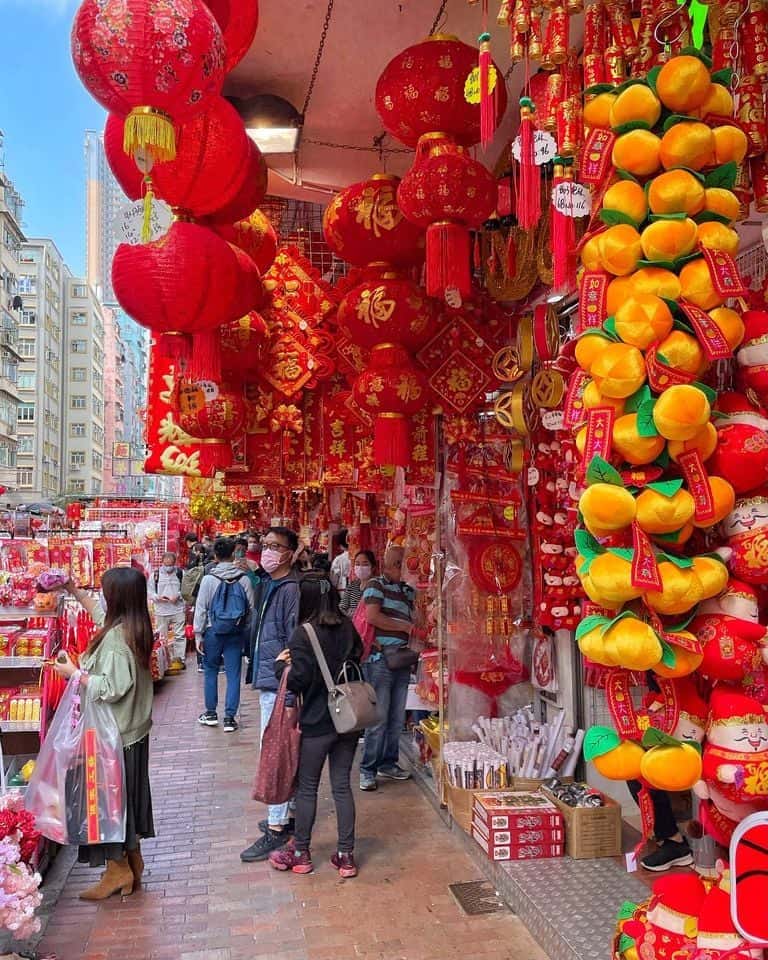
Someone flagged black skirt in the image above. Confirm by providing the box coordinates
[78,734,155,868]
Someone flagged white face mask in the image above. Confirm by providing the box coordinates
[354,565,372,580]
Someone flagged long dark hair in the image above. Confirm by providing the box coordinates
[298,573,342,627]
[88,567,154,670]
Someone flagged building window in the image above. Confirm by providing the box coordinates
[17,277,36,295]
[70,396,86,410]
[92,452,103,470]
[20,310,36,326]
[17,373,35,390]
[71,340,87,354]
[94,399,103,417]
[68,480,85,493]
[17,340,34,358]
[71,367,87,382]
[91,478,101,494]
[93,426,104,444]
[71,284,87,298]
[70,423,86,438]
[17,403,35,423]
[17,436,33,454]
[17,468,32,487]
[70,311,87,326]
[70,452,86,467]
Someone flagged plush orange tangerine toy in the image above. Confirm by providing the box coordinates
[648,169,706,216]
[590,342,647,397]
[612,413,667,465]
[668,422,718,463]
[679,258,726,310]
[602,180,649,226]
[659,122,715,172]
[596,224,644,276]
[635,485,696,534]
[585,726,644,781]
[614,294,674,349]
[656,55,712,113]
[579,483,637,533]
[653,384,711,441]
[640,217,698,262]
[630,266,682,300]
[612,130,662,178]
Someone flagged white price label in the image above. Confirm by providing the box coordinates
[117,198,172,245]
[541,410,565,431]
[625,852,638,873]
[551,181,592,219]
[511,130,558,166]
[527,466,540,487]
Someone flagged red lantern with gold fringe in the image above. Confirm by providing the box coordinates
[397,136,496,300]
[71,0,225,164]
[322,174,425,268]
[336,275,438,353]
[173,378,246,473]
[352,344,430,467]
[375,35,507,148]
[203,0,259,71]
[211,208,277,274]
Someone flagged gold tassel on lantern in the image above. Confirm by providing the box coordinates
[123,106,177,163]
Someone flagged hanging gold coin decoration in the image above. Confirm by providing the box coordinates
[492,346,524,383]
[530,368,566,409]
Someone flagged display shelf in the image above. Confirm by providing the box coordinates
[0,608,60,620]
[1,721,41,734]
[0,656,45,669]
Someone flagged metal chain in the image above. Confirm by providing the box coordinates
[301,0,335,118]
[430,0,449,35]
[304,137,412,154]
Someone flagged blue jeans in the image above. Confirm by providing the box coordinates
[203,628,243,718]
[360,658,411,777]
[259,691,291,827]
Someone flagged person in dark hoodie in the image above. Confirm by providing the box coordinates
[240,526,300,863]
[194,538,255,734]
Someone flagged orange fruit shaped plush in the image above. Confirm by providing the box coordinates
[656,55,713,114]
[612,129,662,178]
[588,553,645,604]
[696,221,740,256]
[580,234,603,272]
[695,82,735,120]
[586,727,645,781]
[653,384,711,441]
[615,294,674,349]
[607,276,637,315]
[602,180,649,226]
[610,84,663,129]
[630,266,682,300]
[578,622,612,664]
[668,422,718,463]
[692,476,735,528]
[612,413,667,465]
[660,122,716,172]
[582,380,626,416]
[603,616,664,671]
[645,561,705,615]
[653,634,704,678]
[591,342,647,397]
[579,482,637,533]
[679,258,725,310]
[713,124,749,165]
[691,555,730,597]
[635,486,696,534]
[583,91,617,129]
[641,217,699,262]
[648,169,706,216]
[656,330,707,377]
[640,738,703,791]
[652,521,695,547]
[708,306,745,350]
[597,224,644,276]
[704,186,741,223]
[575,333,611,372]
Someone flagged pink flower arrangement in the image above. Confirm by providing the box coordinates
[0,795,42,940]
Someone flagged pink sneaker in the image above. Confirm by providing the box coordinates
[269,846,313,874]
[331,852,358,878]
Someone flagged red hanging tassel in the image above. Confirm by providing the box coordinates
[426,221,471,300]
[157,331,191,366]
[517,96,541,230]
[479,32,496,149]
[196,440,233,477]
[551,157,576,292]
[188,330,222,382]
[373,413,410,468]
[473,232,482,271]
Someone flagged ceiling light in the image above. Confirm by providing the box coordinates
[230,95,303,154]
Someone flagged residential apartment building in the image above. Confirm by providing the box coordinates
[0,167,24,493]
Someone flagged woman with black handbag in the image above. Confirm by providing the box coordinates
[269,573,363,878]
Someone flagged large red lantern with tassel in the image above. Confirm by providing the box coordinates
[173,378,246,472]
[398,136,496,300]
[72,0,226,163]
[337,275,438,353]
[352,344,430,467]
[211,208,277,274]
[322,174,425,268]
[375,35,507,148]
[203,0,259,71]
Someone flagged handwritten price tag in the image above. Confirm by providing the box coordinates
[464,64,498,104]
[117,199,172,245]
[512,130,558,166]
[551,181,592,218]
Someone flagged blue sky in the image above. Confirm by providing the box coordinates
[0,0,105,275]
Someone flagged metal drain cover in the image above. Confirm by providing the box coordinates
[449,880,509,916]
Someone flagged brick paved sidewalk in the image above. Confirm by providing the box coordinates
[38,664,549,960]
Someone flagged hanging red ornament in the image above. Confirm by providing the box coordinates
[210,208,277,274]
[516,96,541,231]
[221,312,268,383]
[550,157,577,293]
[71,0,225,163]
[323,174,425,268]
[352,344,430,467]
[375,34,508,148]
[336,274,439,353]
[173,378,246,473]
[202,0,259,72]
[207,140,268,224]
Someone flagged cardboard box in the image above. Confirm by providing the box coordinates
[471,815,565,848]
[471,824,565,862]
[472,791,564,832]
[542,788,622,860]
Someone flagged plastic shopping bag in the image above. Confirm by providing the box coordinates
[352,600,376,662]
[25,674,126,845]
[253,668,300,805]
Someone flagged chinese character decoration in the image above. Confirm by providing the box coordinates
[321,387,357,487]
[221,311,269,384]
[171,376,246,474]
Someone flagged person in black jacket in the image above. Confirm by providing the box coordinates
[268,573,362,879]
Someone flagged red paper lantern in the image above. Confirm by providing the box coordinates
[398,135,496,299]
[337,275,438,353]
[203,0,259,72]
[207,140,268,225]
[105,97,256,218]
[72,0,225,163]
[352,344,430,467]
[322,174,425,268]
[375,35,508,148]
[173,378,246,471]
[210,208,277,274]
[221,312,268,382]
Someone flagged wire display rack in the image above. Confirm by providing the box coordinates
[737,242,768,289]
[82,507,170,570]
[263,196,348,283]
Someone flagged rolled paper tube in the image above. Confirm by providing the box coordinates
[562,729,585,778]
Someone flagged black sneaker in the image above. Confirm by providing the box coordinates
[240,829,290,862]
[377,764,411,781]
[223,716,238,733]
[359,776,378,791]
[198,711,218,727]
[259,817,295,835]
[641,839,694,872]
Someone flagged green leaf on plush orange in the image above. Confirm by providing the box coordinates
[586,456,625,487]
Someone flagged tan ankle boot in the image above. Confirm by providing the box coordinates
[127,844,144,888]
[79,856,134,900]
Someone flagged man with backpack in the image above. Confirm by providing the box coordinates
[194,538,255,733]
[149,551,186,675]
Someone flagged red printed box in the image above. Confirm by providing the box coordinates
[471,815,565,848]
[473,791,564,832]
[471,824,565,861]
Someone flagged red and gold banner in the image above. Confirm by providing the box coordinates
[679,300,733,360]
[678,449,716,524]
[580,129,616,187]
[578,272,609,331]
[631,522,663,590]
[700,246,749,298]
[580,406,614,471]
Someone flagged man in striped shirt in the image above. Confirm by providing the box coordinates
[359,545,415,791]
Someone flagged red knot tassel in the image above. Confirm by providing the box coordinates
[479,32,496,149]
[195,440,233,477]
[426,221,471,301]
[157,331,191,367]
[517,97,541,230]
[188,329,223,383]
[373,413,410,468]
[551,158,571,292]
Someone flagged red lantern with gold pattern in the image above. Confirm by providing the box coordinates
[72,0,226,164]
[221,312,269,382]
[398,136,497,300]
[352,344,431,467]
[203,0,259,71]
[322,174,425,268]
[337,275,438,353]
[375,35,507,148]
[173,378,246,472]
[211,208,277,274]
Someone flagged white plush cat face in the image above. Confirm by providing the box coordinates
[709,719,768,753]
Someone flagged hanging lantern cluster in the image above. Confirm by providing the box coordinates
[375,35,505,302]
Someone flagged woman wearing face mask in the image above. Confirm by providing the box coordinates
[339,551,376,618]
[52,568,155,900]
